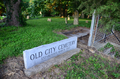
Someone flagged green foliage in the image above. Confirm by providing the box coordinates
[102,42,120,58]
[115,51,120,58]
[114,25,120,31]
[104,42,114,48]
[104,42,116,53]
[0,1,5,12]
[111,73,120,78]
[78,0,120,32]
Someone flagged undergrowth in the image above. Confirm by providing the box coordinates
[55,51,120,79]
[99,42,120,58]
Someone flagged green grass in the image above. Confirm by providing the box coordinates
[55,51,120,79]
[0,17,91,64]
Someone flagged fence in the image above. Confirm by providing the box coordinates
[88,11,120,47]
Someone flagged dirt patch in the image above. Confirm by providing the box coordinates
[77,34,89,45]
[62,28,87,35]
[61,27,89,33]
[107,31,120,45]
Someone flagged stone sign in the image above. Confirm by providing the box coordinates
[23,37,77,69]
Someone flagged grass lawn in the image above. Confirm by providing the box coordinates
[0,17,91,64]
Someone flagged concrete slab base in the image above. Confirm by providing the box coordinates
[93,42,107,50]
[94,41,120,51]
[24,48,81,77]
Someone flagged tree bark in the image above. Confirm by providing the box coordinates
[4,0,22,26]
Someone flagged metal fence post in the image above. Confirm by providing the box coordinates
[92,15,99,46]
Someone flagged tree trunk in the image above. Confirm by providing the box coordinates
[4,0,22,26]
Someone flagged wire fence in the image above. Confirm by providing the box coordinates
[94,23,120,45]
[88,11,120,47]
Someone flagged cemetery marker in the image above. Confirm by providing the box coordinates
[23,37,77,69]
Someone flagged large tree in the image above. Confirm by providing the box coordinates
[2,0,26,26]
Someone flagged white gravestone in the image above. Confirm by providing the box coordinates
[23,37,77,69]
[68,15,70,20]
[65,17,67,24]
[27,16,29,19]
[47,18,51,22]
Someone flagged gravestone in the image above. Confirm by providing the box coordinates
[61,16,64,18]
[23,37,77,69]
[27,15,29,19]
[65,17,67,24]
[39,11,42,15]
[79,14,81,17]
[81,12,84,18]
[73,10,79,25]
[68,15,70,20]
[47,18,51,22]
[86,20,88,23]
[87,15,90,19]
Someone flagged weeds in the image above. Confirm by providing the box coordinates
[56,51,120,79]
[99,42,120,58]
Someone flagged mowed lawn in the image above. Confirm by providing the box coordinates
[0,17,91,64]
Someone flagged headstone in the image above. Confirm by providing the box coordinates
[79,14,81,17]
[68,15,70,20]
[65,17,67,24]
[39,11,42,15]
[27,15,29,19]
[87,15,90,19]
[81,12,84,18]
[61,16,64,18]
[73,10,79,25]
[47,18,51,22]
[23,37,77,69]
[86,20,88,23]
